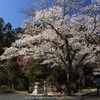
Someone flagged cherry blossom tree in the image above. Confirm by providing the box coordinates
[0,0,100,95]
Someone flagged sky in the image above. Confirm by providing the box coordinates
[0,0,40,29]
[0,0,91,29]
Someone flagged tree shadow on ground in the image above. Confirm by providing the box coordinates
[72,91,100,100]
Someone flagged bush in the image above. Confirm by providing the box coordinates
[15,78,26,90]
[16,83,25,90]
[0,85,14,93]
[0,85,8,89]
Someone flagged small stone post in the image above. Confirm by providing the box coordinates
[44,81,47,95]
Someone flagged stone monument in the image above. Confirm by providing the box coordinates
[31,82,40,95]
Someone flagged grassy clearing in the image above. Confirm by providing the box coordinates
[15,90,28,94]
[80,87,96,92]
[74,87,97,95]
[14,87,97,96]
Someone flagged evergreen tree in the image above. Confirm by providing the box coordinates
[0,18,24,55]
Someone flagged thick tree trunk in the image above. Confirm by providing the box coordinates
[67,72,73,96]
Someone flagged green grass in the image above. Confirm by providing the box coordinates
[75,87,97,94]
[15,90,28,94]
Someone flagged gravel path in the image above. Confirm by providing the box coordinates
[0,93,27,100]
[0,91,100,100]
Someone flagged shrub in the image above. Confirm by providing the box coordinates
[0,85,14,93]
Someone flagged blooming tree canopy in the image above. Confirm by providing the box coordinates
[0,0,100,95]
